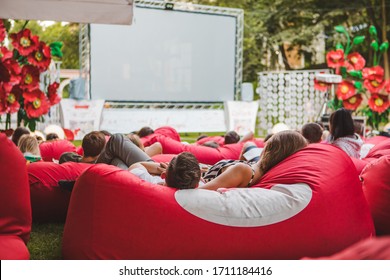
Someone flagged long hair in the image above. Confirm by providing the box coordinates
[259,130,307,174]
[329,108,355,140]
[18,134,40,156]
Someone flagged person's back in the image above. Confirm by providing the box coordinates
[328,108,363,158]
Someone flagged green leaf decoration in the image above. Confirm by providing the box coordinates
[335,25,346,33]
[353,36,365,45]
[335,43,344,50]
[349,70,363,79]
[369,25,377,37]
[371,41,379,51]
[354,81,363,89]
[50,42,64,58]
[379,41,389,53]
[340,66,347,77]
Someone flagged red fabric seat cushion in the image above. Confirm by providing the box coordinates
[350,157,369,174]
[141,126,181,146]
[302,236,390,260]
[62,144,373,260]
[361,155,390,235]
[28,161,91,223]
[196,136,225,146]
[365,136,390,145]
[0,235,30,260]
[363,138,390,162]
[39,140,77,162]
[0,134,31,244]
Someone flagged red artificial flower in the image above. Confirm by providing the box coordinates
[385,80,390,94]
[0,47,22,84]
[363,66,386,94]
[336,80,356,100]
[0,83,21,113]
[326,49,345,68]
[347,52,366,70]
[10,29,39,56]
[343,94,362,111]
[23,89,50,118]
[0,20,6,43]
[20,65,40,90]
[314,79,329,92]
[368,94,389,113]
[47,82,61,105]
[28,41,51,71]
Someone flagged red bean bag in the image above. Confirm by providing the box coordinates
[302,236,390,260]
[365,136,389,145]
[28,161,91,223]
[361,155,390,236]
[363,138,390,162]
[62,144,373,260]
[350,157,369,174]
[141,126,181,147]
[39,140,77,162]
[0,133,31,259]
[196,135,225,146]
[146,134,259,165]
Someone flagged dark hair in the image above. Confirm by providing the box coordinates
[165,152,201,189]
[224,131,240,144]
[99,130,112,137]
[137,126,154,138]
[11,127,30,145]
[82,131,106,157]
[301,123,323,143]
[260,131,307,174]
[46,133,59,141]
[329,108,355,140]
[264,133,274,143]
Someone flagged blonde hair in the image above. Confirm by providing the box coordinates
[18,134,41,156]
[259,130,307,174]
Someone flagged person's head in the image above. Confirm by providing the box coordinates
[137,126,154,138]
[301,122,323,144]
[11,127,30,145]
[46,133,59,141]
[18,134,40,156]
[82,131,106,158]
[224,130,240,144]
[329,108,355,140]
[127,133,145,151]
[99,130,112,137]
[264,133,274,143]
[165,152,201,189]
[259,130,308,174]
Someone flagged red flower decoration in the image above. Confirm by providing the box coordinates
[0,20,6,43]
[336,80,356,100]
[326,49,345,68]
[363,66,386,94]
[1,47,22,84]
[10,29,39,56]
[20,65,40,90]
[0,83,21,113]
[23,89,50,118]
[368,94,389,113]
[343,94,362,111]
[385,80,390,94]
[47,82,61,105]
[362,66,384,80]
[28,41,51,71]
[347,52,366,70]
[364,77,386,94]
[314,79,329,92]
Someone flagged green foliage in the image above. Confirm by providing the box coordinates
[28,223,64,260]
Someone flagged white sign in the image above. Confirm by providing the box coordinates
[60,99,105,140]
[225,101,259,135]
[100,108,226,134]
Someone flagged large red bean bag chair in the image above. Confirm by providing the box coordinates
[62,143,373,260]
[28,161,91,223]
[39,140,77,162]
[302,236,390,260]
[141,126,181,146]
[145,134,262,165]
[0,134,31,259]
[365,136,389,145]
[196,135,225,146]
[363,138,390,162]
[361,155,390,236]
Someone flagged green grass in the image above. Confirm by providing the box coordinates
[28,223,64,260]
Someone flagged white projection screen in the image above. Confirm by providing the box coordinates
[89,6,238,102]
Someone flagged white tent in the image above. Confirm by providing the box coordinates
[0,0,134,25]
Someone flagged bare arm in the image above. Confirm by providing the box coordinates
[128,161,168,175]
[198,163,253,191]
